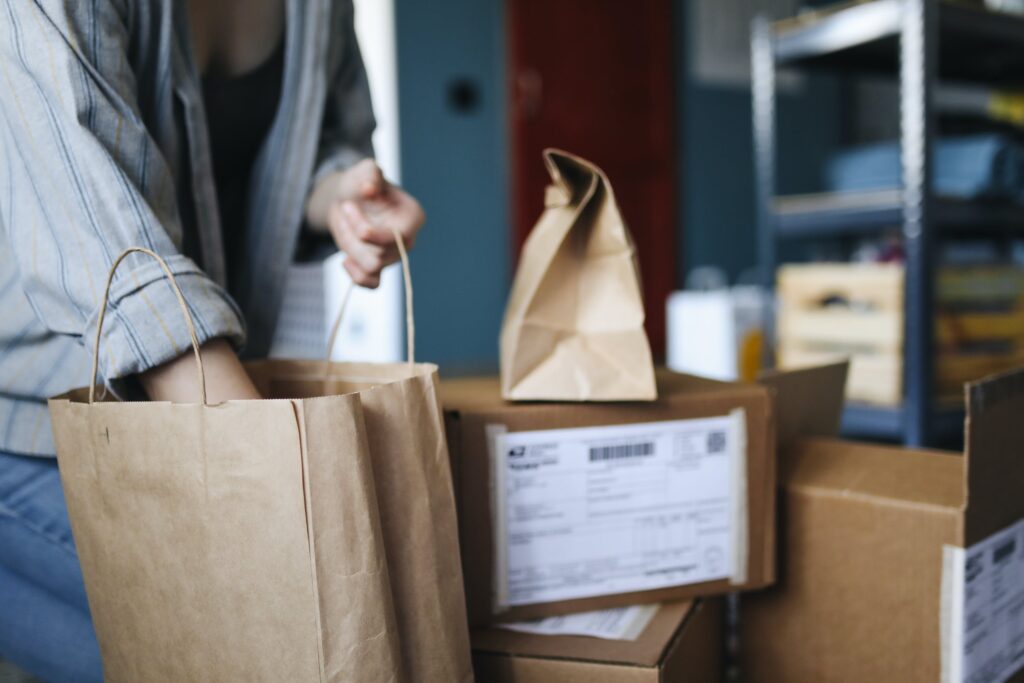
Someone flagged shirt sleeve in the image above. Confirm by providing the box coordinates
[311,0,377,184]
[0,2,246,381]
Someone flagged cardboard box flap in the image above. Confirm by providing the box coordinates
[964,367,1024,544]
[786,437,964,511]
[470,601,696,667]
[758,362,848,456]
[655,368,734,393]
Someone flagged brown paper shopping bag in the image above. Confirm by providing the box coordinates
[246,232,473,683]
[49,248,402,683]
[500,148,657,401]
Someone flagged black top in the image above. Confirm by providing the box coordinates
[202,41,285,282]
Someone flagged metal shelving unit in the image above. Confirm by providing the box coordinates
[776,190,1024,239]
[752,0,1024,446]
[773,0,1024,84]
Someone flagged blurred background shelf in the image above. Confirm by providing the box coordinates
[754,0,1024,446]
[841,402,965,443]
[774,0,1024,86]
[774,189,1024,239]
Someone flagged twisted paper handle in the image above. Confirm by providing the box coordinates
[323,224,415,385]
[89,247,207,405]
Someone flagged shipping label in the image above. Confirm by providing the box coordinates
[942,518,1024,683]
[490,411,747,608]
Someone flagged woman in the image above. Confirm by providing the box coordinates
[0,1,424,680]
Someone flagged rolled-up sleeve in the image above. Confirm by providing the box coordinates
[0,1,245,380]
[312,0,377,184]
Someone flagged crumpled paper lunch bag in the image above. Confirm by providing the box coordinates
[500,148,657,401]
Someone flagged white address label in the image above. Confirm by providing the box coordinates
[942,518,1024,683]
[490,411,746,609]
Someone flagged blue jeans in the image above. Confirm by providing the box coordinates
[0,451,103,683]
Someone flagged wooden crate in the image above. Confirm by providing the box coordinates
[777,263,1024,407]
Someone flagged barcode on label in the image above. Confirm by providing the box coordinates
[707,431,727,454]
[588,442,655,462]
[994,538,1016,564]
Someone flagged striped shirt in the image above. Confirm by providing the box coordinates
[0,0,375,456]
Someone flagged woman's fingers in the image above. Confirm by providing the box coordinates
[359,164,386,200]
[341,201,395,246]
[331,158,383,205]
[326,184,426,290]
[328,202,397,287]
[375,189,425,250]
[342,256,380,289]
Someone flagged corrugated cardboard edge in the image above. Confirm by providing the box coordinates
[473,600,693,665]
[757,362,848,452]
[966,364,1024,414]
[964,366,1024,545]
[470,599,722,683]
[659,599,723,683]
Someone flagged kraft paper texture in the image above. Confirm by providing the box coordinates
[49,247,471,682]
[500,149,657,401]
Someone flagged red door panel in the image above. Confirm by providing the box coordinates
[508,0,678,357]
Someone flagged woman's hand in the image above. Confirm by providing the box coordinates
[306,159,425,288]
[140,338,261,403]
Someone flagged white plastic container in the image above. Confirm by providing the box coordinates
[666,267,767,382]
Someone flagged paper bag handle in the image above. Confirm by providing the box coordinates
[323,224,415,382]
[89,247,207,405]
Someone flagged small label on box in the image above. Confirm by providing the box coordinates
[942,518,1024,683]
[498,603,661,641]
[490,411,747,609]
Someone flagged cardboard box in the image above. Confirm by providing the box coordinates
[471,599,722,683]
[441,371,776,626]
[742,365,1024,683]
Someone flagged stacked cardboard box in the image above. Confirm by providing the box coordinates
[471,599,721,683]
[743,364,1024,682]
[443,362,1024,680]
[441,370,777,626]
[441,369,790,681]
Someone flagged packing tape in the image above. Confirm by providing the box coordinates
[728,408,749,586]
[486,424,510,614]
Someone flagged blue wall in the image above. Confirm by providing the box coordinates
[681,79,843,282]
[395,0,509,373]
[678,0,843,284]
[396,0,842,368]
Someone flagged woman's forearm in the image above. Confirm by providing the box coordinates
[139,338,261,402]
[305,169,346,231]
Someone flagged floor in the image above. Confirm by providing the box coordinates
[0,660,41,683]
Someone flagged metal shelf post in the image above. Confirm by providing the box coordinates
[900,0,937,447]
[751,0,972,446]
[752,16,777,367]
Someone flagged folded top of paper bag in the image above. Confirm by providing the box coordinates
[499,149,657,401]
